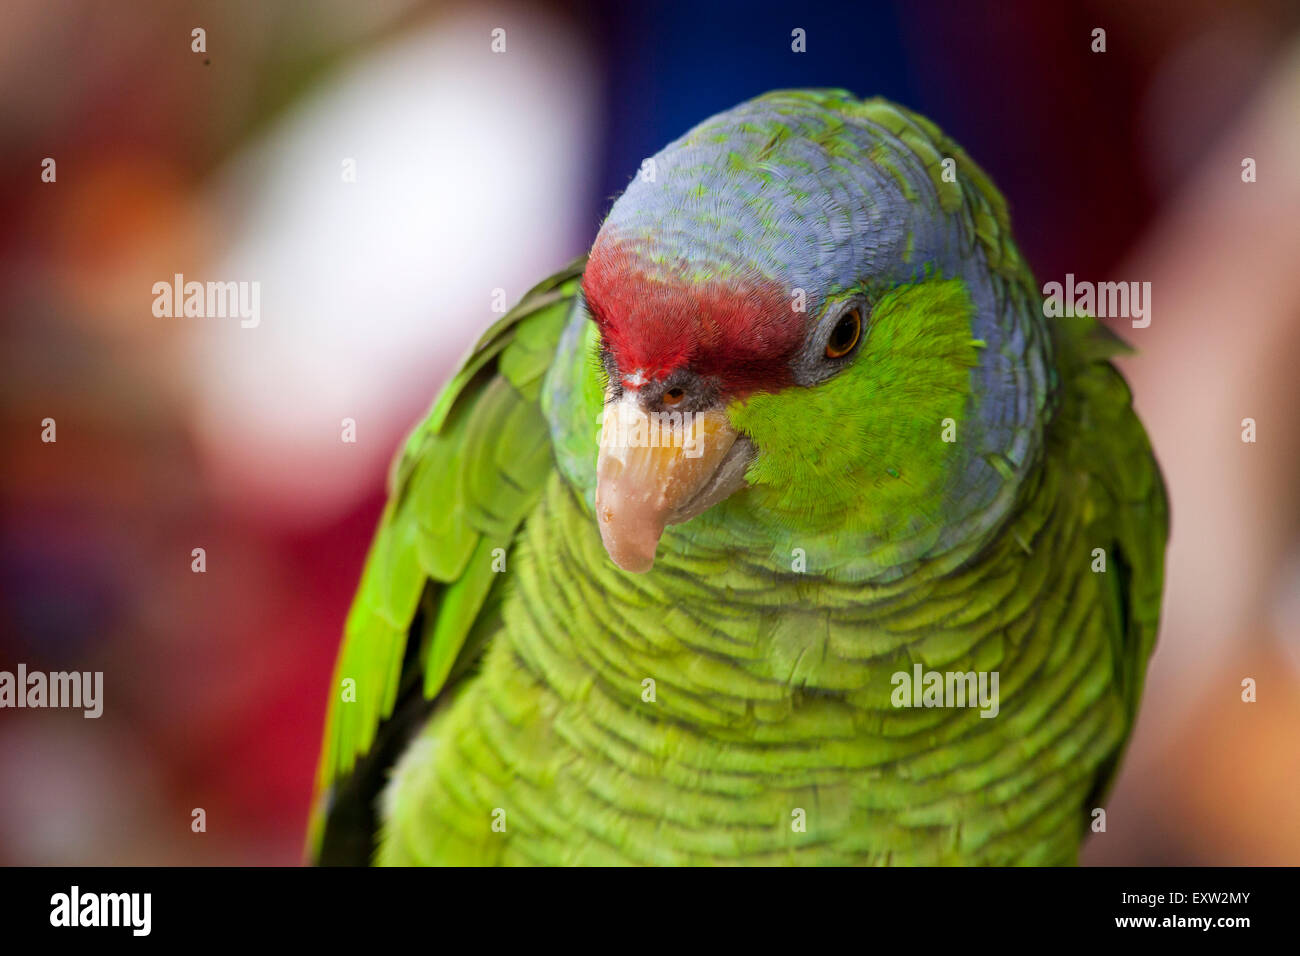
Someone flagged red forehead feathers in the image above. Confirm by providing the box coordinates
[582,240,804,395]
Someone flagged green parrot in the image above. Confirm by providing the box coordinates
[310,89,1167,866]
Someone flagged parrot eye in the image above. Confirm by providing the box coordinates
[662,387,686,406]
[825,308,862,359]
[790,294,871,386]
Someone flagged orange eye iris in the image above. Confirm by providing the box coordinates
[825,308,862,358]
[662,387,685,406]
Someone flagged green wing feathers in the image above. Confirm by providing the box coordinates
[1055,314,1169,811]
[309,259,584,861]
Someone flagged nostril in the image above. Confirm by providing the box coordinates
[662,387,685,407]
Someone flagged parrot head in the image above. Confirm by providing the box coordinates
[566,91,1053,578]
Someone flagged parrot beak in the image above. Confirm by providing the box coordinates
[595,392,749,573]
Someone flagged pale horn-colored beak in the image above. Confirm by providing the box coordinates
[595,391,749,572]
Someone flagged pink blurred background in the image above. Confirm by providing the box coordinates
[1,0,1297,864]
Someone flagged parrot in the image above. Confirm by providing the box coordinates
[309,89,1168,866]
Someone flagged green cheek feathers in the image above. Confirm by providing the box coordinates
[581,323,608,411]
[728,277,982,535]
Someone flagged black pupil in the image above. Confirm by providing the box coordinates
[831,313,858,352]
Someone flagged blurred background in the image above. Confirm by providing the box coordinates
[1,0,1298,865]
